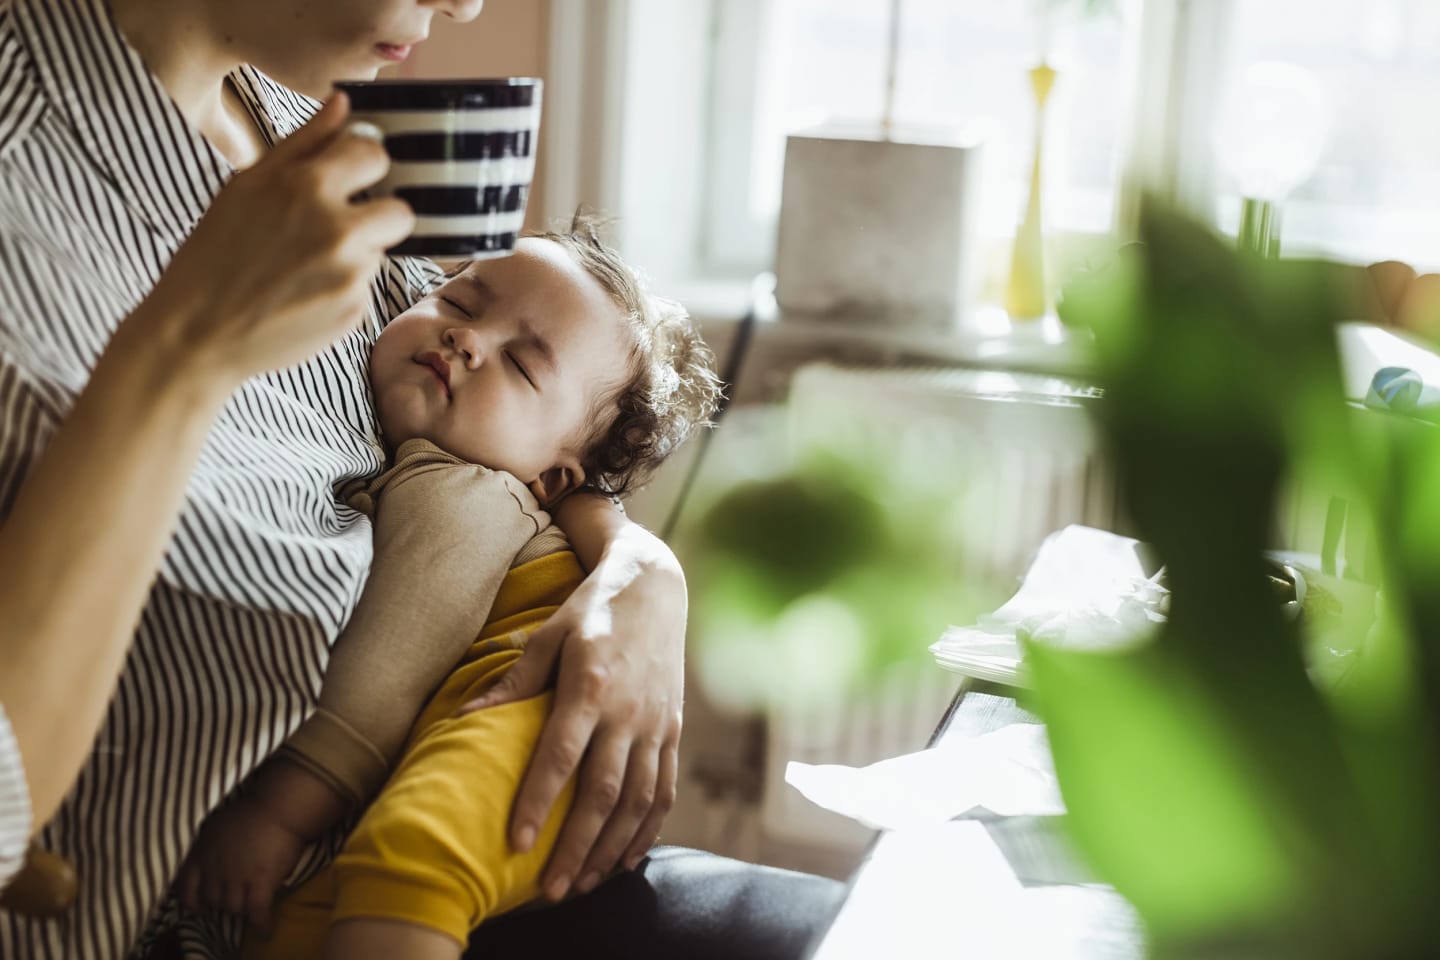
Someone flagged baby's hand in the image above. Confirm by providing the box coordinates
[175,793,307,933]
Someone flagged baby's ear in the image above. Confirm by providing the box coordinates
[529,461,585,506]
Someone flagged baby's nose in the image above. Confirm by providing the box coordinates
[444,328,485,368]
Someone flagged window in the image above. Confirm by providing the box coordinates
[1214,0,1440,270]
[562,0,1438,312]
[704,0,1143,283]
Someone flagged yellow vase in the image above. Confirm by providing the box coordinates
[1005,63,1057,320]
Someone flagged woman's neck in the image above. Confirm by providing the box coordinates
[108,0,266,168]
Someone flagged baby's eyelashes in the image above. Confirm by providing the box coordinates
[438,295,473,319]
[505,351,537,389]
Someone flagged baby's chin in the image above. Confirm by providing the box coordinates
[374,416,426,457]
[374,390,433,445]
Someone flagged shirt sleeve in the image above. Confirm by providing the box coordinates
[0,355,55,886]
[0,703,33,889]
[282,440,549,804]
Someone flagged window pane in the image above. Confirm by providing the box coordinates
[893,0,1136,236]
[745,0,1139,241]
[748,0,891,218]
[1217,0,1440,269]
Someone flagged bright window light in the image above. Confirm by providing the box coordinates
[711,0,1142,273]
[1216,0,1440,269]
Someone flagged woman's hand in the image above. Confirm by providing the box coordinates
[459,522,686,901]
[141,92,414,388]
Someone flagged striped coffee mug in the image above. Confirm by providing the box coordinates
[337,78,542,259]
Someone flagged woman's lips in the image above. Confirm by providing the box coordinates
[375,43,413,62]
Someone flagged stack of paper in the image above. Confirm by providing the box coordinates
[784,722,1065,830]
[930,525,1163,687]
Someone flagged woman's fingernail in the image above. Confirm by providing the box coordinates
[514,825,535,851]
[577,871,602,894]
[546,876,570,901]
[346,121,385,142]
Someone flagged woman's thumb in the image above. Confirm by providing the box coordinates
[457,628,562,715]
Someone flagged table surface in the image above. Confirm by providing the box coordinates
[803,680,1145,960]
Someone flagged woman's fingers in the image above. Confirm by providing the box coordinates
[309,126,393,204]
[510,697,600,860]
[537,726,631,901]
[460,627,563,715]
[503,533,688,899]
[622,726,678,870]
[143,88,406,384]
[573,735,664,893]
[346,195,416,257]
[505,634,602,851]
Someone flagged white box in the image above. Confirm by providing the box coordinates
[774,128,982,333]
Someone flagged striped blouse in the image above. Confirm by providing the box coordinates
[0,703,29,889]
[0,0,441,955]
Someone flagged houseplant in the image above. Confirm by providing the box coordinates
[1037,205,1440,957]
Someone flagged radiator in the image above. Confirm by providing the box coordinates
[756,363,1117,854]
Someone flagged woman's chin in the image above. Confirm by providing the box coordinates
[345,64,385,84]
[282,64,382,100]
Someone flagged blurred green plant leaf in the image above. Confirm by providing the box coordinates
[699,472,888,598]
[1025,639,1303,940]
[1044,202,1440,955]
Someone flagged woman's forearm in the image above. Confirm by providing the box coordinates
[551,493,629,573]
[551,493,686,615]
[0,300,236,827]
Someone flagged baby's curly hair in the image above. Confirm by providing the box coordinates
[530,211,724,497]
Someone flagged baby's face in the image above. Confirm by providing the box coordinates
[370,238,631,501]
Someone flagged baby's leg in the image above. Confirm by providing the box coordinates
[323,918,460,960]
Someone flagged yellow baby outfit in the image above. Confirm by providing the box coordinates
[241,439,584,957]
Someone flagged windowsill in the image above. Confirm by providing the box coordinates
[675,273,1440,409]
[1337,322,1440,402]
[672,276,1094,406]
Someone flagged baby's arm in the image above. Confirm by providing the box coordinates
[176,754,347,931]
[177,441,547,928]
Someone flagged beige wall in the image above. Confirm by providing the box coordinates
[381,0,552,231]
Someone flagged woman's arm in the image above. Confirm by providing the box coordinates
[0,307,234,827]
[553,489,631,572]
[461,491,686,901]
[0,93,413,831]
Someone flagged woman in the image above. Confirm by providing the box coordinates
[0,90,411,900]
[0,0,842,956]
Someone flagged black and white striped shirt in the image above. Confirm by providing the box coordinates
[0,703,29,888]
[0,0,440,954]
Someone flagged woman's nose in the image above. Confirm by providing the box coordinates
[444,327,486,368]
[427,0,484,23]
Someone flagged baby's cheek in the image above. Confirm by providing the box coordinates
[372,386,421,444]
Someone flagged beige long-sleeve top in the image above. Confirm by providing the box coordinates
[281,438,568,805]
